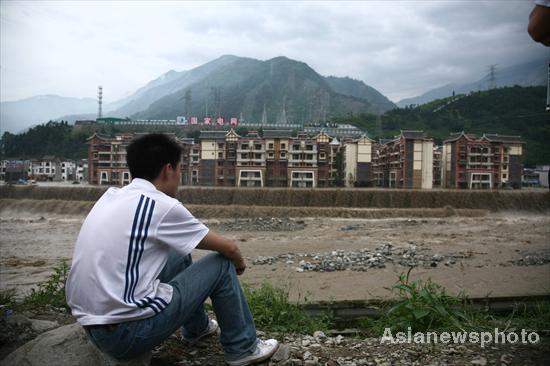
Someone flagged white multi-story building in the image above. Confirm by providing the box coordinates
[75,159,88,182]
[29,156,61,181]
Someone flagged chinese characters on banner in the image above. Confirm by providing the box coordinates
[189,117,238,125]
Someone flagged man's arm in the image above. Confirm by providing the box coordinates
[196,231,246,275]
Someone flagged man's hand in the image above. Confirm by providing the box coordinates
[197,231,246,275]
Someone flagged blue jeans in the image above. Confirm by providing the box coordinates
[85,251,258,360]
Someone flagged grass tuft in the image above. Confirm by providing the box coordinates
[243,282,331,334]
[24,260,70,310]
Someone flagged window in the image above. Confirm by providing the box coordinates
[218,152,223,159]
[292,154,299,160]
[306,145,313,150]
[281,143,286,149]
[503,174,507,179]
[255,153,262,159]
[293,144,300,150]
[241,144,248,150]
[254,144,262,150]
[268,152,274,158]
[280,152,286,158]
[268,143,274,149]
[218,143,224,149]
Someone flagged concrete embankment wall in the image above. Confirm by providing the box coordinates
[0,199,489,218]
[1,185,549,211]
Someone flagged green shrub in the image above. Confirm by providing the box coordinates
[24,260,70,310]
[243,282,331,334]
[359,268,492,334]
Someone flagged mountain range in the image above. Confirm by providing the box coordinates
[0,55,394,134]
[396,58,548,107]
[1,55,546,134]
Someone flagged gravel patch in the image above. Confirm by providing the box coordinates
[213,217,306,232]
[509,251,550,266]
[253,243,463,272]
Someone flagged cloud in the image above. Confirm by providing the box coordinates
[1,0,547,103]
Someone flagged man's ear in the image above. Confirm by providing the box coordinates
[159,164,170,180]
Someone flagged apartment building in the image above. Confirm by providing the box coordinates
[2,160,30,183]
[199,130,241,187]
[87,133,134,185]
[433,146,443,188]
[442,132,524,189]
[180,138,200,186]
[372,131,434,189]
[88,132,197,186]
[264,130,292,187]
[287,132,319,188]
[88,129,528,190]
[236,130,266,187]
[341,135,375,187]
[29,156,62,181]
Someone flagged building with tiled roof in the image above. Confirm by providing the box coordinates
[442,132,524,189]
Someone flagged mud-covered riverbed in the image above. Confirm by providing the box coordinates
[1,209,549,301]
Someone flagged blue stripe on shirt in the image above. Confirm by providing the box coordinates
[123,195,144,303]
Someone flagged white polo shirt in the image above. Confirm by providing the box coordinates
[66,178,209,326]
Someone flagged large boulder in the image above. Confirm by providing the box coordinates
[1,322,151,366]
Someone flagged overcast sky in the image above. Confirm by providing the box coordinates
[1,0,548,103]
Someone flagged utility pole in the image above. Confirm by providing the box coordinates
[184,89,192,118]
[546,61,550,111]
[488,64,497,90]
[97,86,103,119]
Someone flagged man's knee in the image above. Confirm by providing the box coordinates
[204,252,234,273]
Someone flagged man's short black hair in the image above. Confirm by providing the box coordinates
[126,133,182,181]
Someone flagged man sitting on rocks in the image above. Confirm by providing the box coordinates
[66,133,279,365]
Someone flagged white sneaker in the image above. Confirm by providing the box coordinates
[180,318,219,346]
[225,339,279,366]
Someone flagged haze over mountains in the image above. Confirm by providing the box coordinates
[396,58,548,107]
[0,55,546,134]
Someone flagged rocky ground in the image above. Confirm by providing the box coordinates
[1,308,549,365]
[212,217,307,232]
[2,214,550,302]
[1,212,550,364]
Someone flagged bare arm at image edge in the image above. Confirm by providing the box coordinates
[197,231,247,275]
[528,3,550,46]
